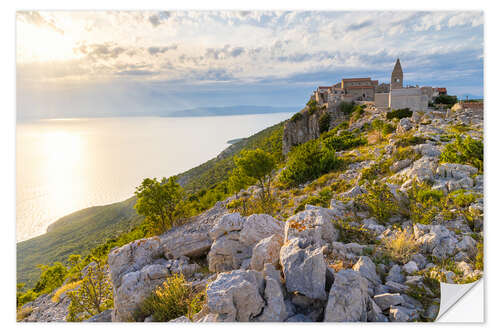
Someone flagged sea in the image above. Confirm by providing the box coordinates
[16,113,293,242]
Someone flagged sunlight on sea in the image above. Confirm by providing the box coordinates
[16,113,293,242]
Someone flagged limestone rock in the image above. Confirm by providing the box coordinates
[353,256,381,288]
[280,238,327,300]
[206,269,265,322]
[403,261,419,274]
[209,213,244,240]
[389,305,419,322]
[85,309,112,322]
[324,269,369,322]
[250,234,283,271]
[239,214,284,246]
[208,233,251,272]
[386,265,405,284]
[373,293,404,311]
[255,277,287,322]
[284,208,339,248]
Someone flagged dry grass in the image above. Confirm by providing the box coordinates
[383,228,420,263]
[51,280,82,303]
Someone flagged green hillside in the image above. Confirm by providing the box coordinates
[17,197,143,287]
[17,120,287,288]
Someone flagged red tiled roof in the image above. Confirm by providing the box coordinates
[342,78,372,82]
[345,86,375,89]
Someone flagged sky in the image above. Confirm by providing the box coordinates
[16,10,484,121]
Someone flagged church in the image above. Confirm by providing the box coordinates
[313,58,445,112]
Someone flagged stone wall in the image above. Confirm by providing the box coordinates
[389,88,428,111]
[374,93,389,108]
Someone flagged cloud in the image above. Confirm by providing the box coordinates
[75,42,127,60]
[204,45,246,60]
[148,11,171,27]
[147,45,178,55]
[17,11,64,34]
[346,20,373,31]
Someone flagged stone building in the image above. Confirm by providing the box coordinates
[340,78,378,101]
[389,88,428,111]
[391,58,403,90]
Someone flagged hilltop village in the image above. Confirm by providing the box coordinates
[18,58,483,323]
[313,59,446,112]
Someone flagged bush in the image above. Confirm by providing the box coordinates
[319,113,331,133]
[383,228,420,263]
[359,159,392,182]
[323,131,367,151]
[32,262,68,295]
[386,108,412,120]
[382,123,396,136]
[407,182,444,225]
[434,94,457,106]
[361,182,399,223]
[340,101,356,115]
[440,135,483,172]
[291,112,303,123]
[335,219,377,244]
[134,274,205,322]
[394,135,426,147]
[294,188,333,213]
[67,259,113,322]
[279,140,342,187]
[350,105,365,123]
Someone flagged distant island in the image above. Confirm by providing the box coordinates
[165,105,299,118]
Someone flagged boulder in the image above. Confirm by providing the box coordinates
[324,269,369,322]
[353,256,381,286]
[108,236,162,289]
[239,214,284,246]
[386,265,405,284]
[280,238,327,300]
[206,269,265,322]
[209,213,244,240]
[373,293,404,311]
[250,234,284,271]
[208,233,252,272]
[403,261,419,274]
[255,277,287,322]
[389,305,419,322]
[284,208,339,248]
[85,309,112,322]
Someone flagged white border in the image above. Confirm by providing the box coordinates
[2,1,497,332]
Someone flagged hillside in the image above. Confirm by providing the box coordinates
[17,197,142,287]
[17,120,287,288]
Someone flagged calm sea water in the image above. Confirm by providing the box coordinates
[16,113,293,242]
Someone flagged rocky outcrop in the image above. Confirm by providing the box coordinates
[324,269,369,322]
[282,107,346,155]
[208,213,284,273]
[206,269,265,322]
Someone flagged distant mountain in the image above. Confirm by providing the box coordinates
[166,105,299,117]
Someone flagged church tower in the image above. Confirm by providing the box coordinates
[391,58,403,90]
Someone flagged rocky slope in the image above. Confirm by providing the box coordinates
[20,105,483,322]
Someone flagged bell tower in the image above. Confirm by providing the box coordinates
[391,58,403,90]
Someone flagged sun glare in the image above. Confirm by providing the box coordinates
[17,20,78,62]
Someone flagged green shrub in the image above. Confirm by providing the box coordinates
[359,159,392,182]
[340,101,356,115]
[291,112,303,123]
[32,262,68,295]
[67,258,113,322]
[382,123,396,136]
[323,131,367,151]
[319,112,331,133]
[294,188,333,213]
[386,108,412,120]
[335,219,377,244]
[134,274,205,322]
[361,182,399,223]
[394,135,426,147]
[434,94,457,106]
[350,105,365,123]
[440,135,483,172]
[407,182,443,225]
[279,140,342,187]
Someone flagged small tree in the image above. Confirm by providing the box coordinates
[372,119,385,141]
[32,262,68,295]
[235,149,276,213]
[67,258,113,322]
[134,176,185,235]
